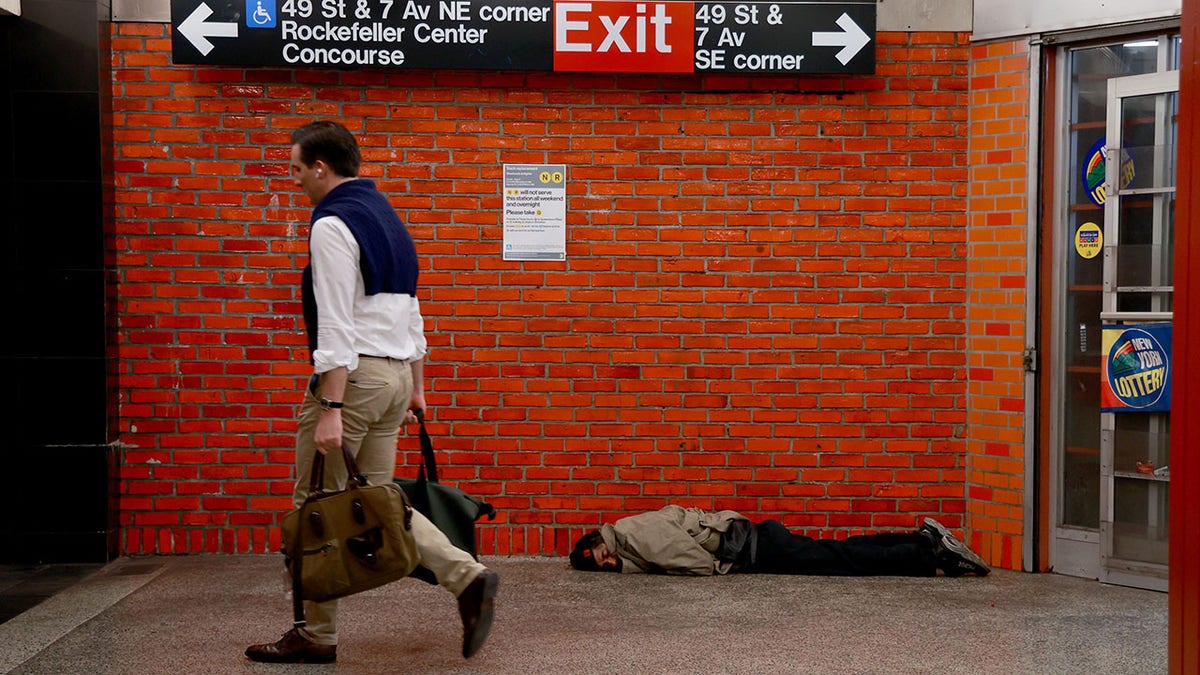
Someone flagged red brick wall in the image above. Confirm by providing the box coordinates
[965,38,1031,570]
[111,24,973,556]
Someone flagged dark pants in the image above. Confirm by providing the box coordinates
[747,520,937,577]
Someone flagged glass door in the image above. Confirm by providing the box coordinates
[1099,70,1177,591]
[1050,36,1178,587]
[1051,38,1168,581]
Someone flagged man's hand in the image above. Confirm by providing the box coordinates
[406,358,426,426]
[406,390,427,425]
[313,409,343,455]
[312,366,349,454]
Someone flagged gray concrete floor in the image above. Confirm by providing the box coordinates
[0,564,105,625]
[0,556,1167,674]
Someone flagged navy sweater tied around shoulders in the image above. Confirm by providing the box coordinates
[300,179,418,356]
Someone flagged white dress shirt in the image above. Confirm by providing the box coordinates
[309,214,427,374]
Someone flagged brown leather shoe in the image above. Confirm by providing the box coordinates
[245,628,337,663]
[457,569,499,658]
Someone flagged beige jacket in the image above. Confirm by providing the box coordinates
[599,505,749,575]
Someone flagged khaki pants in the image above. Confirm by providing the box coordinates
[293,356,485,645]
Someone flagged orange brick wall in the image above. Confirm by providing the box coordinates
[110,24,975,556]
[965,38,1031,570]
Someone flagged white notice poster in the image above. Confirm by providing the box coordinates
[503,164,566,261]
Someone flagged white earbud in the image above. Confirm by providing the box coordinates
[317,169,323,177]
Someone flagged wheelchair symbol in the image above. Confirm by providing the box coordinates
[246,0,276,27]
[253,0,272,24]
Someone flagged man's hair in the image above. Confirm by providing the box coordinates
[290,121,361,178]
[569,530,604,571]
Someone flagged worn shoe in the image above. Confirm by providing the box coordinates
[921,517,991,577]
[245,627,337,663]
[457,569,499,658]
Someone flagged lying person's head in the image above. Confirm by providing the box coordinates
[569,530,622,572]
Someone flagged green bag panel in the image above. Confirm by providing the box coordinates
[394,477,495,557]
[394,413,497,586]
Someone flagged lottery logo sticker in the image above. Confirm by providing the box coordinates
[1082,137,1135,206]
[1101,324,1172,412]
[1074,222,1102,259]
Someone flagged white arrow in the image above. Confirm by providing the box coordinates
[812,13,870,66]
[179,3,238,56]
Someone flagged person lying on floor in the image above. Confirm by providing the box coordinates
[568,505,989,577]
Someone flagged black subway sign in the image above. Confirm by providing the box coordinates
[170,0,875,73]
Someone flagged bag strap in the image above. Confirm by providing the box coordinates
[307,445,370,494]
[414,409,440,483]
[292,444,368,627]
[292,549,305,627]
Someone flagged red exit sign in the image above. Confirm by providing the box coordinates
[554,1,696,72]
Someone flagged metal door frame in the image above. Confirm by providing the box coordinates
[1099,69,1177,591]
[1046,37,1179,583]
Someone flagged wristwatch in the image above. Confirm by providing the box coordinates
[318,397,344,411]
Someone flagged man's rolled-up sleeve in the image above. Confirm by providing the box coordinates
[310,217,360,374]
[408,296,427,360]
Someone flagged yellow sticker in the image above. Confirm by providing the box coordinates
[1075,222,1103,259]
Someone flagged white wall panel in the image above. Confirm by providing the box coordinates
[974,0,1179,40]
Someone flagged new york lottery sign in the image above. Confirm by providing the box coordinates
[1101,323,1172,413]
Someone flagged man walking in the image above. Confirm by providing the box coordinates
[246,121,498,663]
